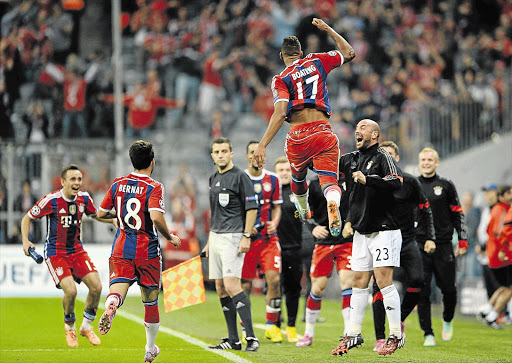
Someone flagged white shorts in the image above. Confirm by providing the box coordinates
[208,231,244,279]
[351,230,402,271]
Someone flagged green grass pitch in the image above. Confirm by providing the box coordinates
[1,291,511,362]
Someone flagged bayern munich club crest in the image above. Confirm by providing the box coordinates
[78,204,84,213]
[263,182,272,192]
[434,186,443,195]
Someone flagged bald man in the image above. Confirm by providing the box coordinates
[332,119,404,357]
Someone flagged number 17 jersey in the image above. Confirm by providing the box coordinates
[100,172,165,260]
[272,51,344,119]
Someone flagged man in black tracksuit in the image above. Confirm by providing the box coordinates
[332,119,404,357]
[416,147,468,347]
[371,141,436,351]
[274,157,303,342]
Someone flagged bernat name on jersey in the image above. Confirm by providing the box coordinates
[118,184,144,194]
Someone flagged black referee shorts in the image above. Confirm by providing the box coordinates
[490,265,512,287]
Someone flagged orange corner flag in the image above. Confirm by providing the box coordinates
[162,256,206,312]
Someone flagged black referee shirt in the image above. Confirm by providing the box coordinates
[209,166,258,233]
[277,183,303,251]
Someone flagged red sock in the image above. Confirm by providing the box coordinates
[144,305,159,324]
[306,293,322,310]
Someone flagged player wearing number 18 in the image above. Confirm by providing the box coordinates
[97,140,181,362]
[21,164,114,348]
[251,18,355,238]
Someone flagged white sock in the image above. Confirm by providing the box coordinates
[342,307,350,336]
[65,323,76,331]
[348,287,369,336]
[325,188,341,206]
[105,294,120,309]
[480,303,493,315]
[80,317,93,331]
[486,310,499,322]
[144,322,159,352]
[381,285,402,338]
[294,190,309,212]
[304,308,320,337]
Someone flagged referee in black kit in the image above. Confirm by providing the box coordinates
[203,137,260,352]
[371,141,436,351]
[416,147,468,347]
[274,156,304,342]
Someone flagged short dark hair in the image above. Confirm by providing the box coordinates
[497,185,511,197]
[381,141,399,155]
[129,140,154,170]
[61,164,80,179]
[211,137,232,153]
[281,36,301,57]
[246,140,259,154]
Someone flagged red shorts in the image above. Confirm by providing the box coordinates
[242,235,281,279]
[310,243,352,278]
[46,250,98,288]
[285,121,339,185]
[109,256,162,289]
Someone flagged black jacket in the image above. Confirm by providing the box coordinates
[339,143,402,234]
[417,174,467,244]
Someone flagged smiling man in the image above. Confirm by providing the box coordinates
[21,164,114,348]
[333,119,404,357]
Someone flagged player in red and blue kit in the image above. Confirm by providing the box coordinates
[242,141,284,343]
[96,140,181,362]
[21,164,114,348]
[252,18,355,238]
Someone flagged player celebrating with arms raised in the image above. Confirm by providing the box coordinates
[252,18,355,237]
[96,140,181,362]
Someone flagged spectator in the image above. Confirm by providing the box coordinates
[46,3,74,65]
[23,99,49,142]
[460,192,482,279]
[14,180,40,242]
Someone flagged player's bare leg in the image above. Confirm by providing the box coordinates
[321,184,342,237]
[60,276,79,347]
[264,270,283,343]
[79,272,102,345]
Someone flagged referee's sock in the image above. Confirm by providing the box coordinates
[220,296,239,342]
[232,292,255,338]
[381,284,402,339]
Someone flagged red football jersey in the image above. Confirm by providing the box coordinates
[245,169,283,239]
[100,172,165,260]
[272,51,344,118]
[28,190,97,258]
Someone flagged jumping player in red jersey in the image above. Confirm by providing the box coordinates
[96,140,181,363]
[21,164,114,348]
[252,18,355,237]
[242,141,284,343]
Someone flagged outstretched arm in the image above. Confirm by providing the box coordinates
[252,100,287,169]
[312,18,355,63]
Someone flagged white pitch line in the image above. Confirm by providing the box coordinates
[116,309,253,363]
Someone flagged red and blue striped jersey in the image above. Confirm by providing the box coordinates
[28,190,97,258]
[100,172,165,260]
[272,51,344,119]
[245,169,282,239]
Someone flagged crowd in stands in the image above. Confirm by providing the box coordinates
[0,0,510,146]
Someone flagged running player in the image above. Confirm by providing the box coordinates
[251,17,355,238]
[21,164,113,347]
[96,140,181,362]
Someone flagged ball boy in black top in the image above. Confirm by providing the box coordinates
[417,147,468,347]
[371,141,436,351]
[203,137,260,352]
